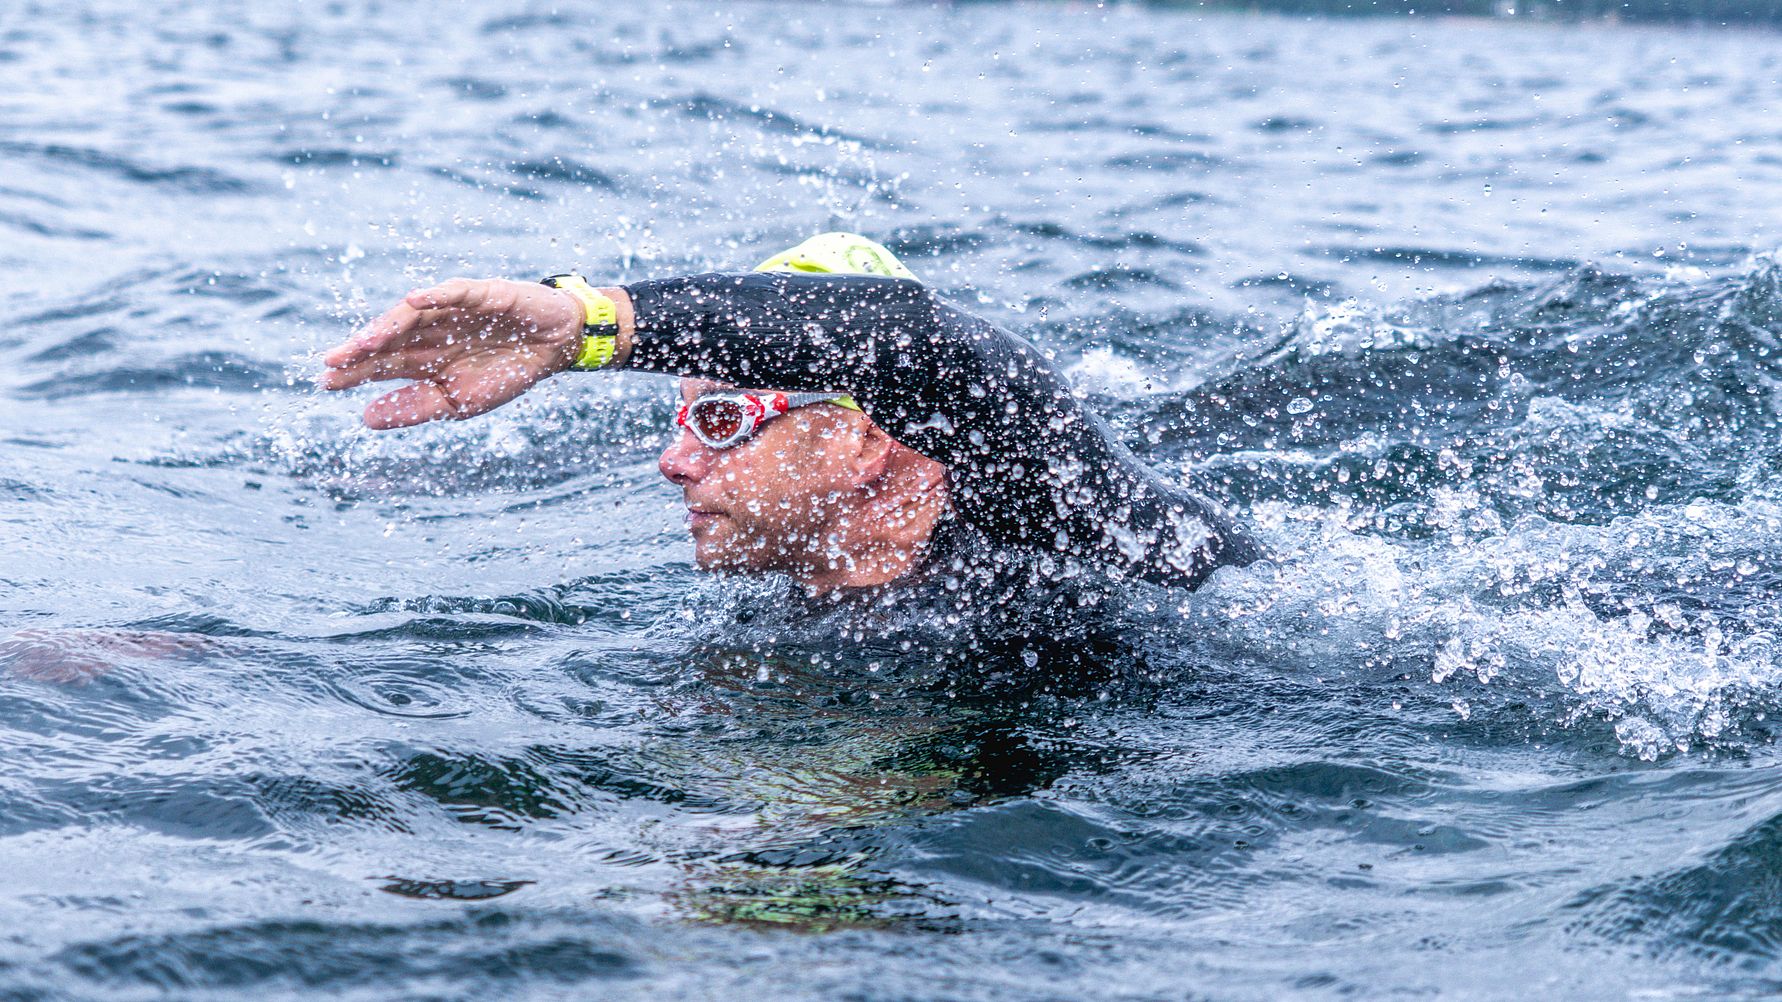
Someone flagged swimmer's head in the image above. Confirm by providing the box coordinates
[657,378,947,590]
[654,233,941,590]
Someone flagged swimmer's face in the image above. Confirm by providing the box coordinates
[658,379,876,575]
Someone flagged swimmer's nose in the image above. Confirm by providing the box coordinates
[658,428,715,486]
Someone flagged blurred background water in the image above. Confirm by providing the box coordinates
[1187,0,1782,23]
[4,1,1782,999]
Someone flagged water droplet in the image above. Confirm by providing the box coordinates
[1287,397,1313,415]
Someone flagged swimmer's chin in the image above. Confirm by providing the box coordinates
[690,545,753,573]
[685,516,742,571]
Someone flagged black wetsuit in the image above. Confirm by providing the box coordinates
[620,272,1260,591]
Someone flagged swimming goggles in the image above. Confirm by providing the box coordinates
[676,391,861,450]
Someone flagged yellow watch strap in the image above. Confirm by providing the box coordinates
[541,274,618,371]
[573,329,617,371]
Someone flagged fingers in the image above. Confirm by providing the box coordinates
[358,353,548,429]
[318,347,440,391]
[363,382,463,430]
[324,279,477,365]
[323,301,422,367]
[403,277,483,312]
[317,364,365,391]
[325,278,522,369]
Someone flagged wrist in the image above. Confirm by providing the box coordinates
[597,286,635,366]
[540,274,624,371]
[544,288,588,374]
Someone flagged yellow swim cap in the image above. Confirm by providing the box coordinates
[754,232,918,280]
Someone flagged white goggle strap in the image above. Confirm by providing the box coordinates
[783,391,860,411]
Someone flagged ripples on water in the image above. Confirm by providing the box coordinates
[4,1,1782,998]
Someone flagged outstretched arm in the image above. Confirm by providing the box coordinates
[319,278,638,428]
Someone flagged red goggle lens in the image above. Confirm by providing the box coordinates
[686,398,747,442]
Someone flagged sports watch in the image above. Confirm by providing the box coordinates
[540,274,619,370]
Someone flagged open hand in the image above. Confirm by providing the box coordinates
[320,278,585,429]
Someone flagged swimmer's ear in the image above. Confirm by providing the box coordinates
[848,419,895,486]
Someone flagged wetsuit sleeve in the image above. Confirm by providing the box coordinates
[619,271,1261,589]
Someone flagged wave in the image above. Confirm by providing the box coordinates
[0,140,256,194]
[652,94,885,149]
[13,352,282,400]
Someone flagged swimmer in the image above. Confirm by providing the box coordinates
[319,234,1260,596]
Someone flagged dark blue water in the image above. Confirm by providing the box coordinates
[5,2,1782,999]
